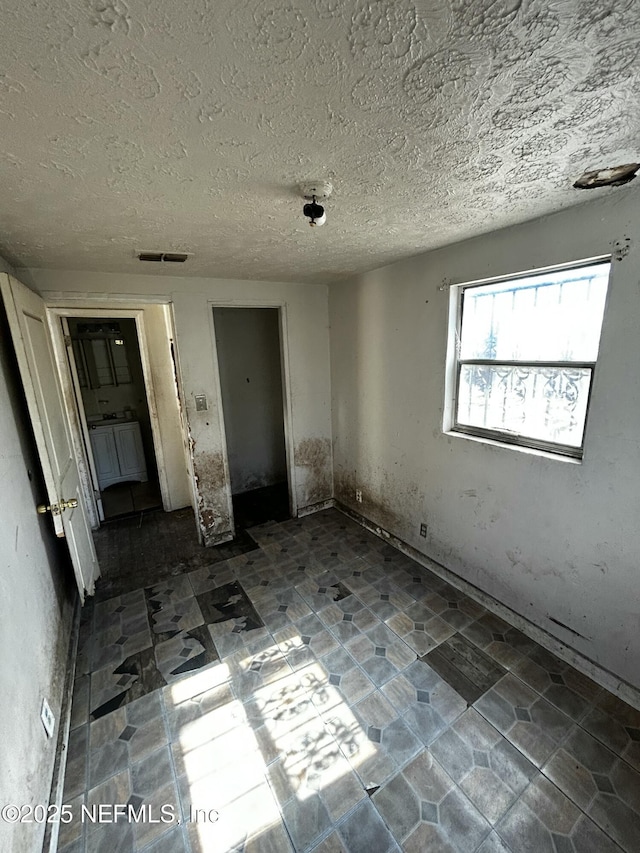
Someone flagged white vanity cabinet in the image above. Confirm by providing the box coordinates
[89,421,148,489]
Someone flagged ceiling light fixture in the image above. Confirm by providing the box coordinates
[300,181,332,227]
[573,163,639,189]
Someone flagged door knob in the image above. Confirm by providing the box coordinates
[37,502,60,515]
[37,498,78,515]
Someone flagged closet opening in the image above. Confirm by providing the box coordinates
[213,306,291,529]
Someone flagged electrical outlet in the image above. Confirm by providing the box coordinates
[41,698,55,738]
[419,523,427,538]
[355,489,362,503]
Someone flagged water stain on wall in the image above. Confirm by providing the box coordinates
[334,463,420,541]
[192,449,230,544]
[334,465,356,504]
[295,437,332,505]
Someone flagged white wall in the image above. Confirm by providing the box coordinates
[143,304,194,511]
[330,186,640,691]
[0,288,76,853]
[24,270,333,543]
[214,307,287,494]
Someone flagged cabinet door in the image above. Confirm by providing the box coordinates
[90,428,119,485]
[114,423,148,481]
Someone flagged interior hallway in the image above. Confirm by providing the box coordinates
[58,508,640,853]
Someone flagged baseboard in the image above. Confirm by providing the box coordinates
[335,501,640,712]
[297,498,336,517]
[42,596,82,853]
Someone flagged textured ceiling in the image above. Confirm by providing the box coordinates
[0,0,639,284]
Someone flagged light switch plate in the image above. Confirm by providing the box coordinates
[41,698,55,738]
[195,394,208,412]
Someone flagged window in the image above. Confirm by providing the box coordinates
[450,259,610,458]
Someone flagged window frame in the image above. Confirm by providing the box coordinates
[449,257,611,460]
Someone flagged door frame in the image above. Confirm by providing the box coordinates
[47,305,174,524]
[209,300,298,524]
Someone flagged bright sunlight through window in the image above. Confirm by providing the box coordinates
[451,259,611,458]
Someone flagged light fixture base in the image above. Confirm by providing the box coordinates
[300,181,333,201]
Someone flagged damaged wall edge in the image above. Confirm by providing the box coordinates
[334,500,640,713]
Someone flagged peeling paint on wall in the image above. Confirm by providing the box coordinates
[192,449,230,544]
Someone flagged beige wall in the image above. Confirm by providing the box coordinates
[329,185,640,692]
[25,270,333,543]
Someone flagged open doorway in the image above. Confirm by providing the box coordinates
[68,317,162,520]
[213,307,291,529]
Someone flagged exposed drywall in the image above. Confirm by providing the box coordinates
[24,270,333,543]
[214,307,287,495]
[0,293,76,853]
[330,184,640,690]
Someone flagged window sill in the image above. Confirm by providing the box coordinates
[444,428,583,464]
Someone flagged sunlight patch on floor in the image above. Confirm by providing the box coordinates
[167,634,376,850]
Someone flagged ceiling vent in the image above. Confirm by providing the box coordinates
[137,251,190,263]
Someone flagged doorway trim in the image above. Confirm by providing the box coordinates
[209,299,298,528]
[47,305,174,525]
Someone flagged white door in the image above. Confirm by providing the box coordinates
[1,273,100,599]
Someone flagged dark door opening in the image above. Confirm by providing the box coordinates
[68,317,162,520]
[213,307,291,529]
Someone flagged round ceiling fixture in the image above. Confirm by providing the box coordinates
[300,181,332,227]
[573,163,639,189]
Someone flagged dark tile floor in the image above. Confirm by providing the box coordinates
[101,480,163,521]
[59,509,640,853]
[91,509,259,603]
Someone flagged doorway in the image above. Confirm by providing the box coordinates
[68,317,162,520]
[213,307,291,529]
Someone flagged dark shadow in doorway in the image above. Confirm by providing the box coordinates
[101,479,162,520]
[232,482,290,529]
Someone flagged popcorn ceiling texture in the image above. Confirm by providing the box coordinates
[0,0,639,283]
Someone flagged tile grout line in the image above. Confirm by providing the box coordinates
[158,684,193,853]
[469,670,629,852]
